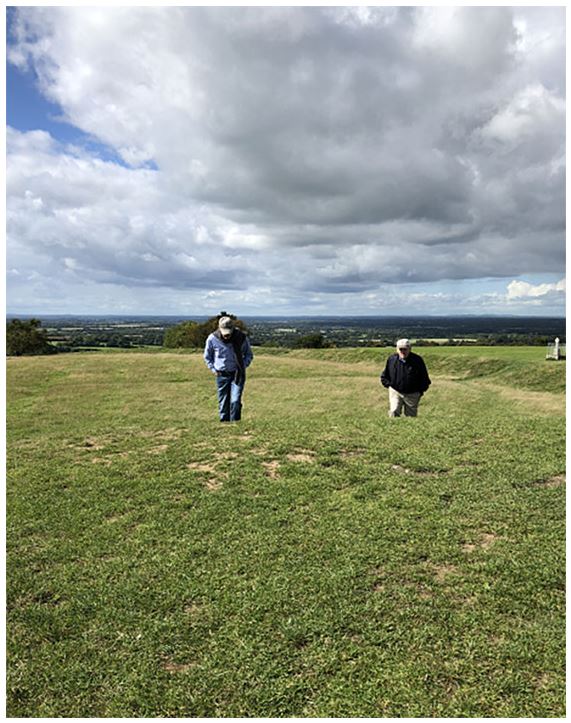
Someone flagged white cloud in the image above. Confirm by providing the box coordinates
[413,6,516,78]
[479,84,565,156]
[507,278,566,300]
[6,6,566,314]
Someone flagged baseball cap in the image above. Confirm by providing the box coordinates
[396,338,411,349]
[218,316,234,333]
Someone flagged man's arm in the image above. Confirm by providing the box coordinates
[242,336,253,368]
[380,357,392,387]
[204,336,216,372]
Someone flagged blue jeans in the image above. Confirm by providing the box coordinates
[215,373,245,422]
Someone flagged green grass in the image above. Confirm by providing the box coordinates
[7,347,565,716]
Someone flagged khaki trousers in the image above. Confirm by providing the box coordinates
[388,387,421,417]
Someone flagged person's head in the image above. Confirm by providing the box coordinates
[218,316,235,340]
[396,338,411,359]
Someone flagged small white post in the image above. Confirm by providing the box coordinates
[555,337,560,360]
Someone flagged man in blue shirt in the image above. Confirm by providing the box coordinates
[204,316,254,422]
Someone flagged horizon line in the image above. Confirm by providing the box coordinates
[5,312,567,320]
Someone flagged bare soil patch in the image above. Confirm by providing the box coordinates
[536,673,554,690]
[78,437,106,451]
[340,448,366,459]
[187,462,217,473]
[147,444,169,454]
[262,460,281,479]
[91,456,112,466]
[204,478,224,492]
[105,512,133,525]
[479,533,498,549]
[139,428,185,441]
[287,450,316,463]
[463,533,500,553]
[417,585,434,600]
[162,660,196,673]
[187,461,227,490]
[370,566,386,592]
[432,564,458,582]
[536,474,565,488]
[489,634,505,646]
[253,447,271,456]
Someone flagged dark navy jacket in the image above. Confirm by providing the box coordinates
[380,352,431,394]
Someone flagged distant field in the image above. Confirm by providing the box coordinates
[6,347,565,716]
[420,337,479,343]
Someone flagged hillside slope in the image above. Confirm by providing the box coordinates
[7,348,565,717]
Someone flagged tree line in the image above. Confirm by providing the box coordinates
[6,316,565,356]
[6,319,57,356]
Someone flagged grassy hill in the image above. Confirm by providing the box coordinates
[7,347,566,716]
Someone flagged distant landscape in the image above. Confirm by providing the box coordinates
[6,314,566,350]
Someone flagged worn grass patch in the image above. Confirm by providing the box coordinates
[6,347,565,717]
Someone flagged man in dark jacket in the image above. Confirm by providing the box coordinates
[380,338,431,417]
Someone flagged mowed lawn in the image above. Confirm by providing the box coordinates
[6,347,565,717]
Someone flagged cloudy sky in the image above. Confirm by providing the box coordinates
[6,5,566,316]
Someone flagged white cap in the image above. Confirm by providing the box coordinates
[218,316,234,332]
[396,338,411,349]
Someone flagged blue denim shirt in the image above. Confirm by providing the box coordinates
[203,332,253,373]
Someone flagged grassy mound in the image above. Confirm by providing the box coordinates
[7,348,565,717]
[272,346,566,393]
